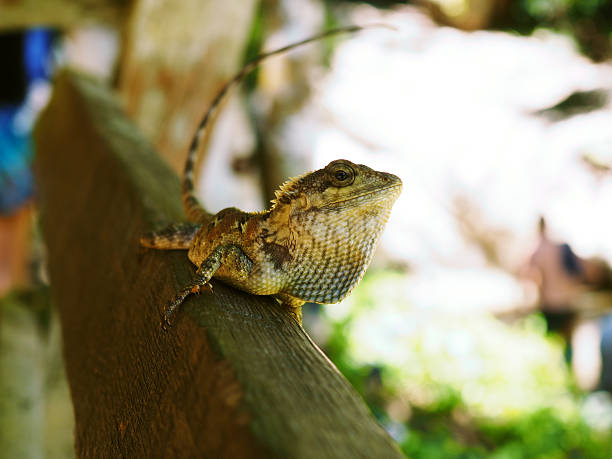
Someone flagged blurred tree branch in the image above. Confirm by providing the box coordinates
[118,0,257,171]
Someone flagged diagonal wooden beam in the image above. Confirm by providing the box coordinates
[34,71,403,458]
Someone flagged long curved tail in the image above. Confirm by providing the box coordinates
[181,24,378,223]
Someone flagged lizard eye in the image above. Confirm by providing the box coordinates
[335,170,348,181]
[329,163,355,187]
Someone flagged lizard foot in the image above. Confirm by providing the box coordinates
[161,282,214,330]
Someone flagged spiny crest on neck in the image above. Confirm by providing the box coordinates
[270,169,313,208]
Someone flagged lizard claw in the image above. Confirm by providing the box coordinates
[160,316,173,331]
[161,301,177,330]
[190,282,213,294]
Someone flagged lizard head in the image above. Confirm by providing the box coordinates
[270,159,402,304]
[273,159,402,214]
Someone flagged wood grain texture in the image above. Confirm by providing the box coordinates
[33,72,404,458]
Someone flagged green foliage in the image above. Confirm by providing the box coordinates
[505,0,612,60]
[321,269,612,458]
[241,1,266,92]
[483,409,612,459]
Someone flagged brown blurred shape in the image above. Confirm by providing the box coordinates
[0,205,33,295]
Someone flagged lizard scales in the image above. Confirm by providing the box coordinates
[141,26,402,326]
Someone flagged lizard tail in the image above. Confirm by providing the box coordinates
[140,222,201,249]
[182,24,382,223]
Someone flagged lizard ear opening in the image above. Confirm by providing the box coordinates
[328,162,355,187]
[300,195,310,209]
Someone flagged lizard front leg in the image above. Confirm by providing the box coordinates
[163,244,252,328]
[274,293,306,325]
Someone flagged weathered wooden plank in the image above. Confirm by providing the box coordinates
[34,71,403,458]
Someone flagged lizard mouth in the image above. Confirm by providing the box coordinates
[321,183,402,208]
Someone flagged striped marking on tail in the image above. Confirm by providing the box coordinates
[140,223,201,250]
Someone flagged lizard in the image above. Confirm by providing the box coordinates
[140,25,403,327]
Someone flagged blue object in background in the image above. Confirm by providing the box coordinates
[0,28,54,214]
[0,106,33,213]
[24,28,54,82]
